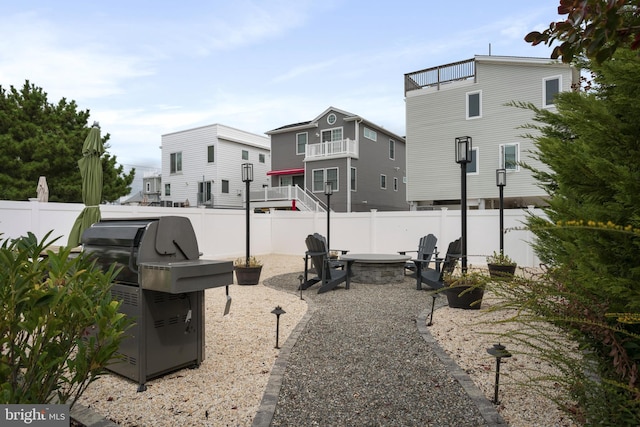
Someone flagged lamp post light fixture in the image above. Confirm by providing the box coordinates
[324,181,333,252]
[271,305,286,349]
[455,136,472,274]
[487,343,512,404]
[496,168,507,255]
[242,163,254,268]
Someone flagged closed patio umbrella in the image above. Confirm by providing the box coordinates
[67,123,103,247]
[36,176,49,202]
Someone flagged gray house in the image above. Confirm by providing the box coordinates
[265,107,408,212]
[404,55,579,210]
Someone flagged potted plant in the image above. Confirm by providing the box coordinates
[441,271,487,309]
[234,256,263,285]
[486,251,517,279]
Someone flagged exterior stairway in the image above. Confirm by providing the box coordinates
[249,185,328,212]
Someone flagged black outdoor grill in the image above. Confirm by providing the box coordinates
[81,216,233,391]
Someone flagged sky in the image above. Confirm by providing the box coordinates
[2,0,563,177]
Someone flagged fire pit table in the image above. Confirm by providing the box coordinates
[339,254,410,284]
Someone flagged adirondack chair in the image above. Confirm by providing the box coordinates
[416,238,462,290]
[313,232,349,259]
[301,234,351,293]
[398,234,438,276]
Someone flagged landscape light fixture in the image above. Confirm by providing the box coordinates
[427,293,438,326]
[487,343,512,404]
[454,136,472,274]
[271,306,286,349]
[298,274,304,300]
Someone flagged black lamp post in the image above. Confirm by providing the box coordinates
[242,163,254,267]
[455,136,472,274]
[324,181,333,252]
[496,168,507,255]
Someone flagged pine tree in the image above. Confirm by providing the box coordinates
[0,81,134,202]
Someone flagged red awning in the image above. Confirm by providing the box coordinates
[267,168,304,176]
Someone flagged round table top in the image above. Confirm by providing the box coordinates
[340,253,410,263]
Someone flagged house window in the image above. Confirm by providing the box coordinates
[380,174,387,189]
[389,139,395,160]
[207,145,214,163]
[170,152,182,174]
[393,177,398,191]
[241,150,249,160]
[165,183,171,196]
[296,132,308,155]
[467,90,482,119]
[363,127,377,141]
[221,180,229,193]
[350,167,357,191]
[145,182,150,192]
[312,168,338,192]
[467,147,479,174]
[544,76,561,107]
[259,153,265,163]
[321,127,343,142]
[327,113,337,125]
[500,144,519,171]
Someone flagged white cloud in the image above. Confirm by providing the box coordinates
[0,11,154,101]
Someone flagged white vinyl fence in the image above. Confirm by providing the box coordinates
[0,200,545,267]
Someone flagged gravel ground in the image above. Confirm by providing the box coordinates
[74,255,576,426]
[265,272,498,427]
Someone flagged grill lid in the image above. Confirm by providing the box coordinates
[154,216,199,259]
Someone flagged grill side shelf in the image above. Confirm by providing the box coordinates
[138,260,233,293]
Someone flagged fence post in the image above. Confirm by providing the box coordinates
[369,209,378,252]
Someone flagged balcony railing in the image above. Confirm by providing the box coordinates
[404,58,475,94]
[306,138,358,160]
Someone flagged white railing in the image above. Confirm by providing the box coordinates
[306,138,358,159]
[250,185,327,212]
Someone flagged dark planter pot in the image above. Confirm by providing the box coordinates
[443,285,484,310]
[487,263,517,279]
[234,265,263,285]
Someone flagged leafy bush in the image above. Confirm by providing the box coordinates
[0,232,131,408]
[503,48,640,425]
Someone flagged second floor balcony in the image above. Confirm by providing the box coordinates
[306,138,358,160]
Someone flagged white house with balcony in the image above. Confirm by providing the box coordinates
[264,107,408,212]
[160,123,270,209]
[404,55,579,210]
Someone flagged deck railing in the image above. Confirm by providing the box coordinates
[404,58,475,94]
[250,185,327,212]
[306,138,358,159]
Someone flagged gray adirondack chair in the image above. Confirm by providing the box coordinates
[398,234,438,276]
[301,234,351,293]
[417,238,462,290]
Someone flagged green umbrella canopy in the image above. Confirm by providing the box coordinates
[67,123,104,247]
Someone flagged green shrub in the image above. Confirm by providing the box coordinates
[0,231,131,408]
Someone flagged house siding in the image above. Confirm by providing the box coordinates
[161,124,270,208]
[406,56,576,208]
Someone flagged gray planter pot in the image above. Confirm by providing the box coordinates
[443,285,484,310]
[234,265,263,285]
[487,263,517,279]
